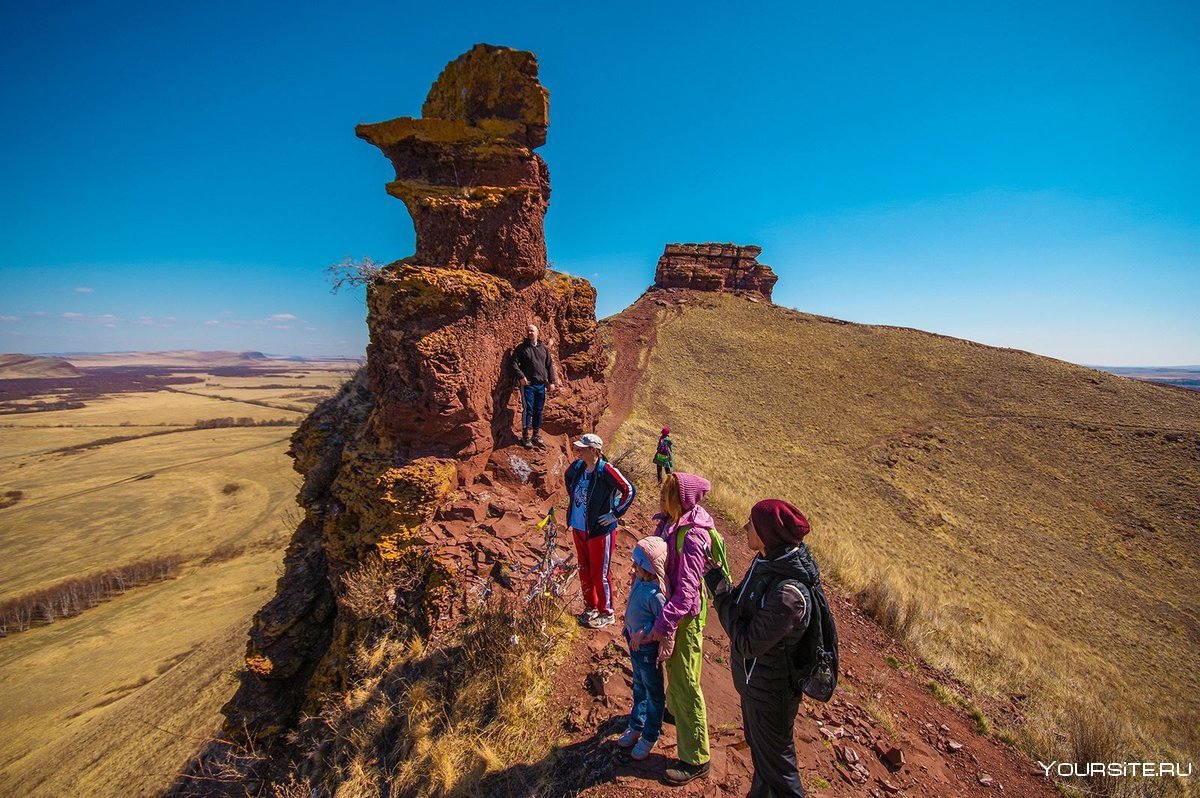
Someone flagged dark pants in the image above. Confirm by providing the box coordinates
[522,383,546,431]
[742,693,805,797]
[656,463,672,482]
[627,641,665,742]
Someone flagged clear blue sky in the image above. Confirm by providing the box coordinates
[1,0,1197,364]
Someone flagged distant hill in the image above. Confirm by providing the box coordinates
[606,289,1200,767]
[1098,365,1200,391]
[43,350,363,367]
[0,354,82,379]
[62,350,304,367]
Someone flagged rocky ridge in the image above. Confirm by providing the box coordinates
[179,44,1064,798]
[218,43,606,741]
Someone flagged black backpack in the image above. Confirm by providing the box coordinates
[777,564,839,702]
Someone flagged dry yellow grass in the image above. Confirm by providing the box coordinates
[279,595,576,798]
[611,292,1200,769]
[0,389,304,427]
[0,369,317,797]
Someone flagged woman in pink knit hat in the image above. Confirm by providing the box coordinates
[703,499,821,798]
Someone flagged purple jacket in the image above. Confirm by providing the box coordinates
[652,473,714,639]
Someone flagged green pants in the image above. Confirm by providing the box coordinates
[664,605,710,765]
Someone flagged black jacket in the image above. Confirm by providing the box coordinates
[563,457,636,538]
[512,339,556,385]
[705,544,815,703]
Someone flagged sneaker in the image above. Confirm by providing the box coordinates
[663,759,710,785]
[577,609,598,626]
[586,612,615,629]
[616,728,640,748]
[630,736,655,761]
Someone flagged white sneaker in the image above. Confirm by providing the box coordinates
[630,736,656,760]
[616,728,640,748]
[577,609,598,625]
[586,612,615,629]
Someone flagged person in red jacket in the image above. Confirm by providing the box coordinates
[563,432,636,628]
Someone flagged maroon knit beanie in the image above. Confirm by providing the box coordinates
[749,499,810,550]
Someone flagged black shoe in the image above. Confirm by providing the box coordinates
[663,759,709,785]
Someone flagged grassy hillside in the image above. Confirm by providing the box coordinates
[0,354,82,379]
[609,291,1200,767]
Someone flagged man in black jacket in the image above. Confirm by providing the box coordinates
[512,323,557,449]
[704,499,815,798]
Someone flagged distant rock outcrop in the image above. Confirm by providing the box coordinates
[653,242,778,300]
[219,44,607,740]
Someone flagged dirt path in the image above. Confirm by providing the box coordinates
[545,291,1058,797]
[595,290,679,444]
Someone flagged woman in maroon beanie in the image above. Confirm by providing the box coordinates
[703,499,818,798]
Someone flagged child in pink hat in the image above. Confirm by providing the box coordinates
[617,536,674,760]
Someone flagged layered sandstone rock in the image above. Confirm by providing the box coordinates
[653,242,778,300]
[221,44,606,740]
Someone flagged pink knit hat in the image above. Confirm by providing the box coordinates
[672,472,711,511]
[633,536,670,599]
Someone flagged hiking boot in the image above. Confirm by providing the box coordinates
[663,760,709,785]
[586,612,615,629]
[531,430,544,448]
[615,728,640,748]
[630,736,656,761]
[521,430,533,449]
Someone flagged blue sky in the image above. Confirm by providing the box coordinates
[1,0,1197,364]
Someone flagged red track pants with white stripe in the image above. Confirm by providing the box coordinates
[572,527,615,615]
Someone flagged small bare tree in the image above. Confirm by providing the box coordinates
[327,256,389,293]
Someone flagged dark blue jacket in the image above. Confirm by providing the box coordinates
[564,457,636,539]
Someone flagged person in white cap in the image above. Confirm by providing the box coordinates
[563,432,636,628]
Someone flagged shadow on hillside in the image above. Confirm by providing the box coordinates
[478,715,671,797]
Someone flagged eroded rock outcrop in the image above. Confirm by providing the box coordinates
[220,43,606,740]
[653,242,778,300]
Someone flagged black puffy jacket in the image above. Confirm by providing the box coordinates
[704,544,815,703]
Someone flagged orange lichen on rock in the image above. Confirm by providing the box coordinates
[245,654,273,676]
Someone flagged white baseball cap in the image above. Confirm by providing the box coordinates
[572,433,603,449]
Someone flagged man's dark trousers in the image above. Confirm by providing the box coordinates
[742,693,805,797]
[522,383,546,431]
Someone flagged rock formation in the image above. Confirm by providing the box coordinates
[653,242,778,300]
[220,43,606,740]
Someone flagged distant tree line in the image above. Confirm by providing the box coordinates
[193,416,296,429]
[0,399,86,415]
[0,555,184,638]
[45,417,298,455]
